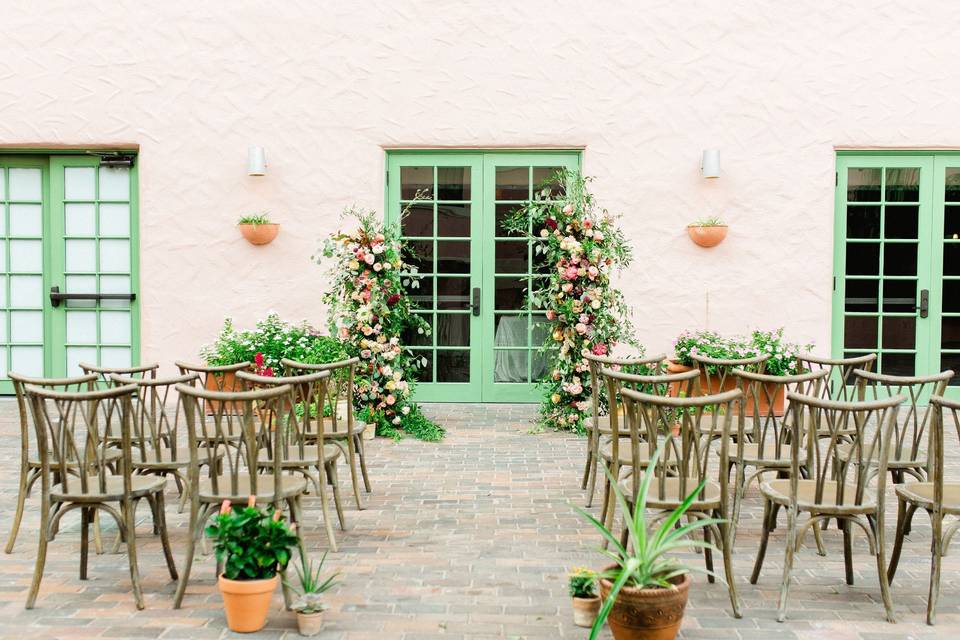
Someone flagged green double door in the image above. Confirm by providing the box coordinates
[387,151,580,402]
[834,153,960,397]
[0,154,139,392]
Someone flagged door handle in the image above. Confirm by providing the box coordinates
[471,287,481,316]
[49,285,137,308]
[916,289,929,318]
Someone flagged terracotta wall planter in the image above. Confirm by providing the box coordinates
[598,568,690,640]
[666,360,785,416]
[686,224,727,248]
[218,574,278,633]
[239,223,279,245]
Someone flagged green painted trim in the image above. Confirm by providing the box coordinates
[837,150,960,157]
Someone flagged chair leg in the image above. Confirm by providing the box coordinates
[25,505,50,609]
[317,466,338,552]
[703,522,715,584]
[173,502,205,609]
[93,509,104,555]
[580,438,593,491]
[776,505,798,622]
[356,435,372,493]
[154,492,178,581]
[874,514,896,623]
[80,507,92,580]
[5,466,32,554]
[928,530,942,625]
[328,462,347,530]
[122,499,145,610]
[887,497,908,583]
[718,518,742,618]
[344,437,363,510]
[750,499,774,584]
[842,519,855,586]
[731,462,746,547]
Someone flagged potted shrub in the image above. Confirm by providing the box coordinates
[239,213,280,245]
[206,497,300,633]
[574,441,721,640]
[569,567,601,628]
[686,216,727,247]
[287,551,340,637]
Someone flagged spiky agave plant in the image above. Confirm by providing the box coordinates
[573,440,725,639]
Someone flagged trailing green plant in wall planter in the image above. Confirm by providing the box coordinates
[687,216,727,248]
[239,213,280,245]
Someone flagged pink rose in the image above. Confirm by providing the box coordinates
[592,343,608,356]
[386,394,396,405]
[561,283,573,293]
[564,266,579,280]
[575,323,587,334]
[545,310,556,321]
[364,254,376,265]
[583,219,593,229]
[563,204,574,214]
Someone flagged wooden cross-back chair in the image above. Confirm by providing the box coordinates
[796,353,877,402]
[617,385,744,618]
[174,361,250,448]
[236,368,346,551]
[6,373,101,554]
[80,361,159,382]
[750,391,905,623]
[23,383,177,610]
[729,368,829,550]
[173,382,307,609]
[594,366,700,538]
[887,394,960,625]
[581,352,667,507]
[281,357,369,510]
[108,372,215,513]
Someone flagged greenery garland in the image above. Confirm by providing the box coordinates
[506,170,636,433]
[318,207,444,441]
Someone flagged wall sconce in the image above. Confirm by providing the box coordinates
[701,149,721,179]
[247,145,267,176]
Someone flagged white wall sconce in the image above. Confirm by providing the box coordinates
[247,145,267,176]
[701,149,721,179]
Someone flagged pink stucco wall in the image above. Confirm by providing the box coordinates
[2,1,959,370]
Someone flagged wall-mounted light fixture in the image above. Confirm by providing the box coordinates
[701,149,720,179]
[247,145,267,176]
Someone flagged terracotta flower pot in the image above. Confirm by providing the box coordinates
[218,574,278,633]
[598,569,691,640]
[687,224,727,248]
[239,223,280,245]
[204,371,244,415]
[296,611,324,636]
[572,595,601,628]
[665,359,785,416]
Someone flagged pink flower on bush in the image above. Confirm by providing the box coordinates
[364,253,376,265]
[575,323,588,335]
[592,343,608,356]
[583,219,593,229]
[563,265,579,280]
[385,394,396,405]
[545,309,556,321]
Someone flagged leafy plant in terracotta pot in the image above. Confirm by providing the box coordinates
[287,551,340,637]
[206,497,299,633]
[686,216,727,248]
[569,567,601,628]
[238,213,280,245]
[574,441,722,640]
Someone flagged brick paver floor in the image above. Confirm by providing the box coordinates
[0,401,957,638]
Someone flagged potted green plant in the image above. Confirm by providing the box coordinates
[287,551,340,637]
[206,497,300,633]
[569,567,601,628]
[238,213,279,245]
[686,216,727,247]
[574,441,722,640]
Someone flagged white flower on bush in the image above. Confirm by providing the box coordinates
[402,406,410,415]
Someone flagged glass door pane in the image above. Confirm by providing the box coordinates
[935,161,960,393]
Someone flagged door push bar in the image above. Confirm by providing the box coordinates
[49,285,136,308]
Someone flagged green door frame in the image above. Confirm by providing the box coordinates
[834,150,958,398]
[385,149,581,403]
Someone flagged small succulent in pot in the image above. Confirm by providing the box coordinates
[287,551,340,637]
[238,212,279,245]
[568,567,600,628]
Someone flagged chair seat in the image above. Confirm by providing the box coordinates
[760,479,876,514]
[52,474,166,503]
[620,477,722,510]
[305,420,366,439]
[599,441,649,466]
[130,446,223,469]
[257,444,341,467]
[895,482,960,515]
[733,442,793,465]
[835,442,926,468]
[197,474,307,503]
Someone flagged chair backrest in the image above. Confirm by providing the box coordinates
[24,383,138,497]
[109,372,201,463]
[281,357,360,434]
[10,372,99,462]
[853,368,954,470]
[618,386,742,505]
[797,353,877,401]
[584,352,666,430]
[80,361,159,382]
[236,369,332,463]
[929,395,960,514]
[690,352,769,396]
[731,368,829,453]
[175,361,250,415]
[177,382,295,504]
[597,366,700,438]
[785,391,904,510]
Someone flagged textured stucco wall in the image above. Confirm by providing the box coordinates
[1,1,959,370]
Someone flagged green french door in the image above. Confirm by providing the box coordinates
[0,154,139,392]
[387,150,580,402]
[833,153,958,397]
